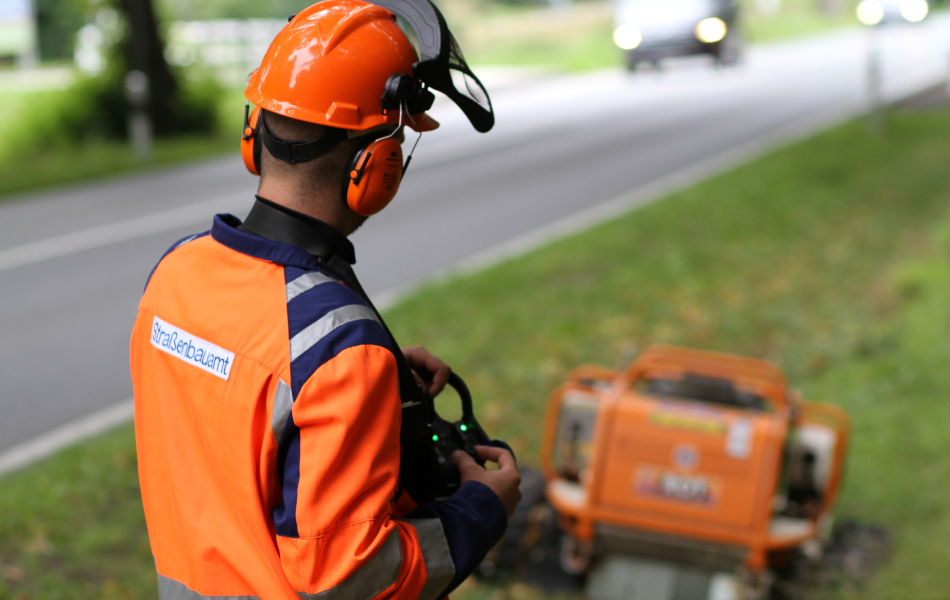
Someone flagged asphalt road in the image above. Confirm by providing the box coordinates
[1,19,949,463]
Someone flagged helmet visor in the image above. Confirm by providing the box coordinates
[371,0,494,133]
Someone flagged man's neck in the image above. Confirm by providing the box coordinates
[256,180,365,236]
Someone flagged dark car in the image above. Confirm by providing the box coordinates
[613,0,741,70]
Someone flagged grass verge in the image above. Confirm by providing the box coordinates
[0,84,247,201]
[3,107,950,599]
[0,427,152,599]
[0,135,237,199]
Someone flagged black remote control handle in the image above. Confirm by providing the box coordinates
[446,372,474,422]
[443,373,515,464]
[400,371,516,503]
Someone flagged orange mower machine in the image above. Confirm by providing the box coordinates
[538,345,850,600]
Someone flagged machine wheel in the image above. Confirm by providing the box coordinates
[559,535,595,575]
[738,567,774,600]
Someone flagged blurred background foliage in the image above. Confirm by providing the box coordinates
[0,0,227,190]
[0,0,946,196]
[34,0,86,61]
[157,0,307,20]
[32,0,221,136]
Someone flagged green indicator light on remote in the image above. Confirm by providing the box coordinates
[432,434,439,442]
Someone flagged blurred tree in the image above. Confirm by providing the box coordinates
[35,0,88,60]
[118,0,179,135]
[158,0,303,20]
[70,0,220,138]
[11,0,220,156]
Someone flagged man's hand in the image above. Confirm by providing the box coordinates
[401,345,451,396]
[452,446,522,517]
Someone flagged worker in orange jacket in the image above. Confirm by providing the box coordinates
[129,1,521,598]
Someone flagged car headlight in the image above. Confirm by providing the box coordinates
[695,18,727,44]
[613,24,642,50]
[856,0,885,25]
[900,0,929,22]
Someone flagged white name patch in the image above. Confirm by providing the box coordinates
[150,316,234,380]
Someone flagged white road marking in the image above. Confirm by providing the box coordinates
[0,192,245,273]
[0,399,133,477]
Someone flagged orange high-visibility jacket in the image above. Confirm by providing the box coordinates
[130,212,506,600]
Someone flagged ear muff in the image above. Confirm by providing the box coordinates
[241,106,263,176]
[342,136,404,217]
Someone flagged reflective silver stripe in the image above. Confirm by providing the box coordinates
[289,305,380,362]
[298,528,402,600]
[402,518,456,600]
[287,272,338,303]
[175,235,199,250]
[272,379,293,443]
[157,573,261,600]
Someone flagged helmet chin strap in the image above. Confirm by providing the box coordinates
[258,109,347,164]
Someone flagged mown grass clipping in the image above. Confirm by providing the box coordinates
[3,107,950,599]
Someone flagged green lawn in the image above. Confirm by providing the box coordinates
[404,108,950,600]
[0,427,152,599]
[3,106,950,599]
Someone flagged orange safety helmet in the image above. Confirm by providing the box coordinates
[242,0,494,215]
[245,0,439,134]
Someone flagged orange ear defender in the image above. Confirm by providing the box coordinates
[241,105,262,176]
[343,135,404,216]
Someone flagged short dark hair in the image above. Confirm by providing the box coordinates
[262,110,327,143]
[258,111,360,191]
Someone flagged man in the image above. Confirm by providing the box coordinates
[129,1,521,598]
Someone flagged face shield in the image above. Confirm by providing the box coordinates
[370,0,495,133]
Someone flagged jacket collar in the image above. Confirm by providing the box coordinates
[242,196,356,265]
[211,197,356,270]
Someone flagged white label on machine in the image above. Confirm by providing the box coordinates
[726,418,753,459]
[635,467,720,506]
